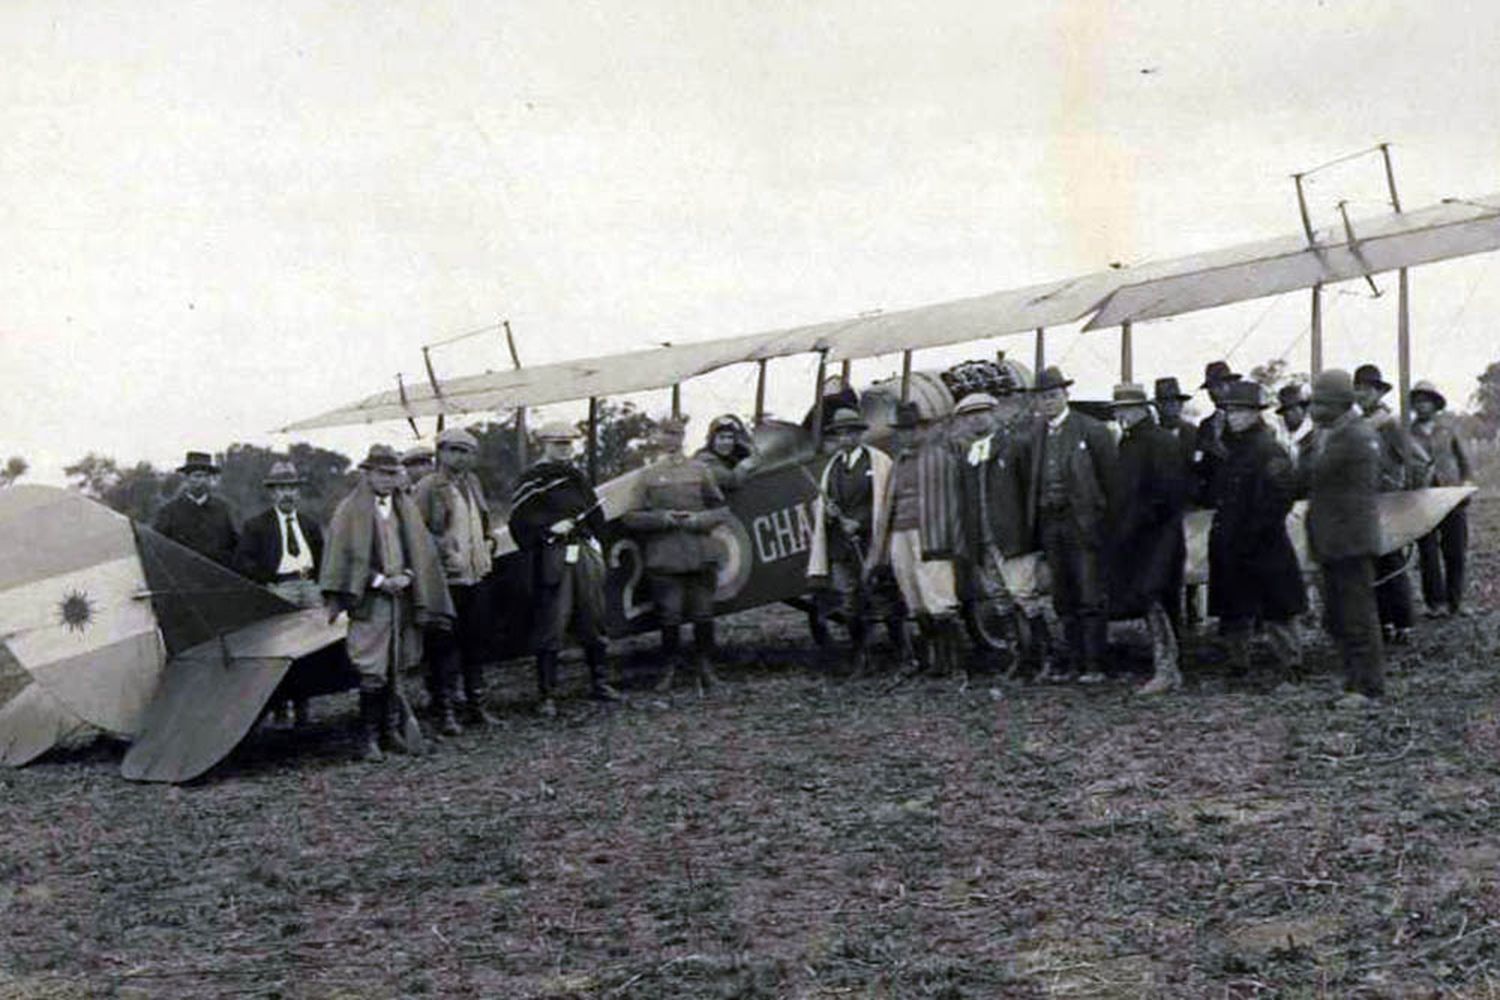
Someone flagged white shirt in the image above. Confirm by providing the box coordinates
[275,511,315,575]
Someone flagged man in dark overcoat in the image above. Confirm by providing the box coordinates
[1409,380,1474,618]
[1207,380,1305,684]
[153,451,239,568]
[1020,366,1118,683]
[1191,361,1242,508]
[621,417,730,694]
[1110,384,1190,694]
[509,420,619,714]
[1354,363,1427,644]
[1303,369,1385,704]
[1153,376,1199,628]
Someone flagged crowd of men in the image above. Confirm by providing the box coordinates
[150,357,1474,762]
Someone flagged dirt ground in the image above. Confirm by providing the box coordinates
[3,497,1499,999]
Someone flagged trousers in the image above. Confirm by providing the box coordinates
[1039,514,1107,671]
[1320,556,1385,697]
[1418,500,1468,612]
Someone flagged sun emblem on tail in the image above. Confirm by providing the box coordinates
[58,590,95,632]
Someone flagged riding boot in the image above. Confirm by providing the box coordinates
[926,615,953,676]
[357,688,384,762]
[654,626,681,693]
[1138,602,1182,696]
[693,621,721,691]
[939,615,965,678]
[913,613,936,673]
[382,687,412,755]
[535,650,560,717]
[462,661,499,727]
[429,669,463,736]
[888,615,919,672]
[846,619,871,679]
[586,643,622,702]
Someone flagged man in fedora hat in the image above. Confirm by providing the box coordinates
[1274,382,1315,465]
[1303,370,1385,704]
[1192,361,1243,507]
[1110,384,1190,694]
[413,427,498,732]
[1354,363,1427,643]
[622,416,730,695]
[871,400,966,677]
[1014,366,1118,684]
[235,460,325,726]
[1205,381,1305,686]
[152,450,240,568]
[1410,379,1473,618]
[321,444,454,761]
[509,420,619,713]
[807,406,901,677]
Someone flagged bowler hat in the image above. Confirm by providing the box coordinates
[1275,383,1311,414]
[1353,364,1392,395]
[435,427,479,452]
[1109,383,1151,408]
[825,408,868,433]
[1152,377,1192,402]
[1032,366,1074,393]
[1221,381,1269,410]
[262,461,305,487]
[400,445,434,467]
[177,451,219,475]
[1409,380,1447,411]
[359,444,403,471]
[891,401,921,429]
[953,392,999,415]
[1200,361,1242,389]
[1310,369,1356,406]
[535,420,580,442]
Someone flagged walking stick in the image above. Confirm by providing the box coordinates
[388,593,426,754]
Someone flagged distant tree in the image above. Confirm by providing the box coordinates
[470,416,534,511]
[586,400,667,482]
[0,456,27,487]
[65,453,123,498]
[217,442,356,528]
[65,454,170,522]
[1471,361,1500,439]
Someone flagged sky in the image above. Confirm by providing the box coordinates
[4,0,1499,485]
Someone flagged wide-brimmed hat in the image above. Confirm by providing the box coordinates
[1221,381,1269,410]
[1152,377,1192,402]
[535,420,580,442]
[435,427,479,452]
[1109,383,1151,408]
[262,461,305,487]
[1353,364,1392,395]
[891,401,921,429]
[1410,380,1447,410]
[1200,361,1243,389]
[1310,369,1356,406]
[1032,366,1074,393]
[1275,383,1311,414]
[400,445,434,466]
[177,451,219,475]
[825,407,868,433]
[359,444,402,471]
[953,392,999,415]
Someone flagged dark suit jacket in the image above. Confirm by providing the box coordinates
[1303,409,1381,562]
[152,493,239,568]
[1020,409,1119,546]
[234,508,324,584]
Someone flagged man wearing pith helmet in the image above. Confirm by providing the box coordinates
[413,427,498,733]
[509,420,619,715]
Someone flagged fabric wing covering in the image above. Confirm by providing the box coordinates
[282,191,1500,430]
[0,486,165,765]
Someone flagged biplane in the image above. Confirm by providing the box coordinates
[2,158,1489,781]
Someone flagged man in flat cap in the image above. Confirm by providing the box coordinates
[153,451,240,568]
[1110,384,1190,694]
[401,445,435,491]
[807,406,899,677]
[321,444,454,761]
[1303,370,1385,705]
[622,416,730,694]
[1410,380,1473,618]
[413,427,497,732]
[1354,363,1427,644]
[1205,381,1305,686]
[1016,366,1118,683]
[509,420,618,713]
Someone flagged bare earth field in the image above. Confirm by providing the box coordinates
[3,497,1499,999]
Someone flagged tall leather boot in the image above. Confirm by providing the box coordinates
[382,686,413,755]
[463,660,499,727]
[693,621,721,692]
[846,619,871,679]
[654,626,680,693]
[1138,602,1182,696]
[587,643,622,702]
[888,615,918,672]
[430,669,462,736]
[357,688,384,762]
[939,615,965,678]
[535,650,560,718]
[913,613,936,674]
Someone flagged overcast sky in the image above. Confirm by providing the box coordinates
[4,0,1498,484]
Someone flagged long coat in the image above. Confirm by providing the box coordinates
[1207,421,1306,621]
[1302,409,1381,562]
[807,444,892,578]
[1111,420,1190,616]
[320,480,455,628]
[234,507,324,584]
[956,429,1032,559]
